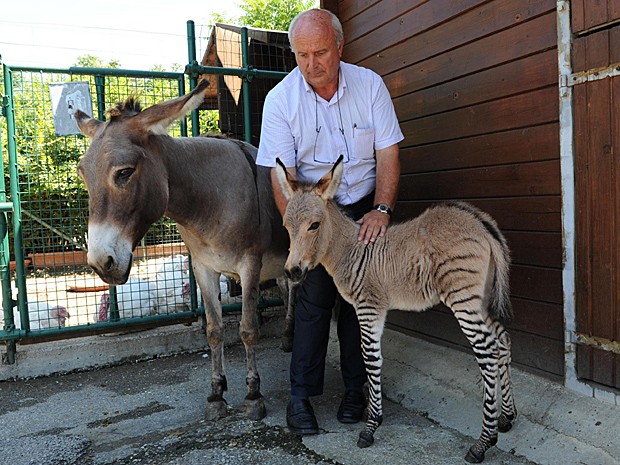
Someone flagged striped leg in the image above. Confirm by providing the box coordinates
[495,324,516,432]
[356,308,386,448]
[455,313,501,464]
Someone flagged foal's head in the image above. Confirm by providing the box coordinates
[75,81,208,284]
[275,156,343,283]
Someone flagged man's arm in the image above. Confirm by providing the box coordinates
[357,143,400,244]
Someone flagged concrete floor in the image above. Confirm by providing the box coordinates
[0,317,618,465]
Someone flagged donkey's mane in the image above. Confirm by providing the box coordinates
[107,95,143,119]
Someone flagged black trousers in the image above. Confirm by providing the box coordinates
[290,191,374,398]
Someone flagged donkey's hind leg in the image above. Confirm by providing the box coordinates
[495,324,516,432]
[239,260,266,420]
[454,313,501,464]
[197,268,229,420]
[277,277,297,352]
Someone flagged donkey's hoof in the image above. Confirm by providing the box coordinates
[205,399,228,420]
[245,397,267,420]
[280,336,293,353]
[465,443,486,463]
[357,430,374,448]
[498,413,514,433]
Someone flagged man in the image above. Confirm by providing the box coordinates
[256,8,403,435]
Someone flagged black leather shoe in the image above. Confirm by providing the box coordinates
[287,398,319,435]
[337,390,367,424]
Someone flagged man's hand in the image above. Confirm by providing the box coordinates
[356,209,390,244]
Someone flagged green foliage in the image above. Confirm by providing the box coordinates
[2,66,192,256]
[74,55,122,69]
[236,0,318,30]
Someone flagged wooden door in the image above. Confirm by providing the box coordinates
[572,0,620,389]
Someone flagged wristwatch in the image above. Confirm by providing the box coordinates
[374,203,393,217]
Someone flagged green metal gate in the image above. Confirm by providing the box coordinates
[0,22,290,363]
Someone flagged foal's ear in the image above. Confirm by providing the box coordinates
[275,158,297,200]
[133,79,209,135]
[316,155,344,200]
[75,110,104,139]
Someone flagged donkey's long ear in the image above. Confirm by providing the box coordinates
[316,155,344,200]
[133,79,209,135]
[75,110,104,139]
[275,158,297,200]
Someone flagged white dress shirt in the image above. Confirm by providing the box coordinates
[256,62,404,206]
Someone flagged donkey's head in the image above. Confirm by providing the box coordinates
[75,81,208,284]
[275,156,343,283]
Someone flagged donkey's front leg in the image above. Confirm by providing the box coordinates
[356,309,387,448]
[197,268,229,420]
[239,260,266,420]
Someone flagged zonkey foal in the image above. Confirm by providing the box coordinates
[275,156,516,463]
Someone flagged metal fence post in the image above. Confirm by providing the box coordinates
[0,72,18,362]
[186,20,200,137]
[3,65,29,335]
[240,27,252,144]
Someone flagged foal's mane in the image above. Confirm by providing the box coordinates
[107,95,143,119]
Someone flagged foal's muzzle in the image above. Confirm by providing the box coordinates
[285,265,307,284]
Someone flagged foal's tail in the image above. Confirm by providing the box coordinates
[449,202,513,325]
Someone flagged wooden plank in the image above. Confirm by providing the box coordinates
[381,13,557,97]
[592,348,616,387]
[511,298,564,341]
[343,0,488,63]
[400,124,559,174]
[577,345,619,389]
[395,197,561,232]
[393,49,558,122]
[338,0,381,23]
[387,310,564,377]
[614,76,620,343]
[584,0,612,32]
[400,87,559,147]
[398,160,560,200]
[505,231,562,268]
[510,264,563,305]
[571,0,586,33]
[342,0,428,44]
[588,79,614,341]
[347,0,554,72]
[573,80,592,338]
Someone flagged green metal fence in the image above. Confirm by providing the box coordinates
[0,21,291,363]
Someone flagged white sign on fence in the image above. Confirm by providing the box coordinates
[49,82,94,136]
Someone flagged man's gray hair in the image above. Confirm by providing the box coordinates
[288,8,344,50]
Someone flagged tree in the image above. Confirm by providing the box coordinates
[236,0,318,31]
[74,55,121,69]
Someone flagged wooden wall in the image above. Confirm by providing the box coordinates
[330,0,564,379]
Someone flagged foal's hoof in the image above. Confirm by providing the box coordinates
[245,396,267,420]
[205,399,228,420]
[498,413,514,433]
[357,430,374,448]
[280,335,293,353]
[464,443,486,463]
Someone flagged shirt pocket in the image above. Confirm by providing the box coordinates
[352,126,375,160]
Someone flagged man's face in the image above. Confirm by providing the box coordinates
[291,20,343,92]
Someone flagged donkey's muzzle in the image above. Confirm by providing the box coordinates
[285,265,307,284]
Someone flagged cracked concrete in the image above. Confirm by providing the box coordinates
[0,321,617,465]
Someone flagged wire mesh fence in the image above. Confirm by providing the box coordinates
[0,23,293,355]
